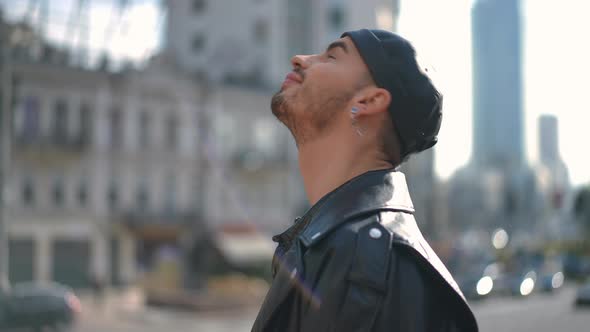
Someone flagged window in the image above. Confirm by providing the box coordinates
[253,19,269,44]
[192,0,206,13]
[192,34,206,54]
[164,174,176,213]
[166,113,178,150]
[22,176,35,206]
[328,6,345,30]
[287,0,313,55]
[53,99,68,144]
[77,180,88,207]
[109,107,123,149]
[136,178,150,212]
[139,110,151,149]
[80,103,92,145]
[52,176,65,207]
[107,181,118,211]
[18,96,40,142]
[214,113,237,158]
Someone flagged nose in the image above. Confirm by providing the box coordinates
[290,54,313,70]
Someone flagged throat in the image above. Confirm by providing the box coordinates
[297,140,393,206]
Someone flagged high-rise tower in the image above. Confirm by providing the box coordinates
[471,0,524,169]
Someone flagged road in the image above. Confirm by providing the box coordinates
[75,286,589,332]
[473,286,589,332]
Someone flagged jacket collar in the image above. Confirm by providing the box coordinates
[298,168,414,247]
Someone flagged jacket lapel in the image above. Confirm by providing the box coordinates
[252,248,301,331]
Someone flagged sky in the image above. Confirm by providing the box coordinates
[398,0,590,185]
[0,0,163,66]
[1,0,588,185]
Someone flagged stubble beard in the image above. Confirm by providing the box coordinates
[271,91,310,147]
[271,87,353,147]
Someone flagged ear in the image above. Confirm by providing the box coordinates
[352,87,391,117]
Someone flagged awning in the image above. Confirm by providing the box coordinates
[215,232,275,265]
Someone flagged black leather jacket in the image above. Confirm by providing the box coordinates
[252,169,478,332]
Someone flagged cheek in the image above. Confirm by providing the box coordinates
[305,67,352,95]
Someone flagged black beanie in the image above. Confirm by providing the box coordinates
[341,29,442,160]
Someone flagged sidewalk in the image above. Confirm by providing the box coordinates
[77,286,146,323]
[75,287,259,332]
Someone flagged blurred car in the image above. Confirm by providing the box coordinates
[456,263,500,300]
[494,269,537,297]
[0,282,81,331]
[575,282,590,307]
[457,274,494,300]
[538,270,565,292]
[563,254,590,279]
[533,256,565,292]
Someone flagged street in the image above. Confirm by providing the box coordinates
[473,286,589,332]
[74,286,589,332]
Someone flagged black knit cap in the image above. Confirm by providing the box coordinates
[341,29,442,160]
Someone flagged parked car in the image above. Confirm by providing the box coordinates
[448,250,499,300]
[457,274,494,300]
[532,256,565,292]
[0,282,81,331]
[494,269,537,297]
[538,270,565,292]
[563,254,590,279]
[575,282,590,307]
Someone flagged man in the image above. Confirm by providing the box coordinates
[252,29,478,332]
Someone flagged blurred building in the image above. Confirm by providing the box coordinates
[446,0,545,240]
[401,149,449,241]
[2,17,296,288]
[538,115,569,196]
[532,115,571,238]
[5,57,134,286]
[203,86,300,233]
[4,53,297,287]
[471,0,524,170]
[164,0,400,87]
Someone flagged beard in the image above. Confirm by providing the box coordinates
[271,85,353,147]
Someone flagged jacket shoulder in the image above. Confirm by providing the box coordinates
[306,212,478,331]
[377,210,479,331]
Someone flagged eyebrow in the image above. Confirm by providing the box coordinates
[326,41,349,54]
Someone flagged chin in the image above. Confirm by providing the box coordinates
[271,92,288,117]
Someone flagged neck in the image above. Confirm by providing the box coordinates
[297,133,394,206]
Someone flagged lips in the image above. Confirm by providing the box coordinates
[281,71,303,89]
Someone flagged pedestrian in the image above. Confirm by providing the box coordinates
[252,29,478,331]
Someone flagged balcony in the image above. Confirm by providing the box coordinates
[13,133,90,164]
[117,210,200,242]
[118,210,200,227]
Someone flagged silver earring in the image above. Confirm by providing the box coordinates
[350,107,364,136]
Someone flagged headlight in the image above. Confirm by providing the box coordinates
[520,277,535,296]
[551,272,564,289]
[476,276,494,296]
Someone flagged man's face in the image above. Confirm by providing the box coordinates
[271,37,371,146]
